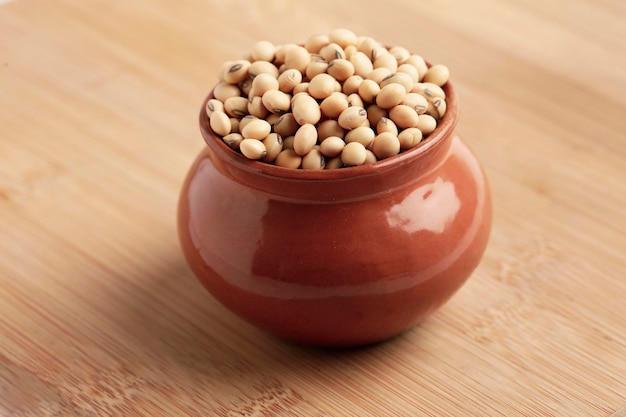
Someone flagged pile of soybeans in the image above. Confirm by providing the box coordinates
[206,29,450,170]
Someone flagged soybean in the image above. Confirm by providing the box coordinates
[293,123,318,156]
[423,64,450,87]
[241,119,271,140]
[210,111,231,136]
[292,94,321,125]
[372,132,401,159]
[338,106,367,130]
[416,114,437,135]
[275,149,302,169]
[376,83,406,109]
[319,136,346,157]
[262,133,283,162]
[341,142,367,166]
[240,139,267,160]
[389,105,419,129]
[302,148,326,170]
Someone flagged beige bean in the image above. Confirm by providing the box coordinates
[345,126,376,148]
[372,132,401,159]
[275,149,302,169]
[273,113,299,137]
[213,82,241,102]
[357,36,379,60]
[389,104,419,129]
[366,104,388,126]
[320,92,349,119]
[343,45,358,60]
[277,69,303,93]
[205,98,224,117]
[302,148,326,170]
[397,63,420,82]
[363,149,377,165]
[403,93,429,114]
[350,51,374,77]
[397,127,423,150]
[239,138,267,160]
[338,106,367,130]
[223,60,251,84]
[324,156,344,170]
[380,72,414,92]
[262,90,291,113]
[347,93,365,109]
[222,133,244,150]
[411,82,446,100]
[373,53,398,72]
[293,123,318,156]
[241,119,271,140]
[389,46,410,64]
[376,83,406,109]
[248,60,280,78]
[238,115,258,132]
[251,41,276,62]
[431,96,447,119]
[329,28,358,48]
[285,45,311,73]
[365,67,392,85]
[250,73,279,97]
[317,120,345,141]
[308,73,341,99]
[292,94,321,125]
[262,133,283,163]
[357,79,380,103]
[416,114,437,135]
[423,64,450,87]
[210,111,231,136]
[327,59,355,82]
[304,34,330,53]
[341,141,367,166]
[320,42,346,62]
[376,116,398,136]
[305,59,329,80]
[342,75,363,95]
[224,96,249,118]
[274,43,295,65]
[405,55,428,81]
[247,96,269,119]
[319,136,345,157]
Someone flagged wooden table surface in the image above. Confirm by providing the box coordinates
[2,0,626,415]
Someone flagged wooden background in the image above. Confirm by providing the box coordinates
[2,0,626,415]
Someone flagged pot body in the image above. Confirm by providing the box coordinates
[178,125,491,347]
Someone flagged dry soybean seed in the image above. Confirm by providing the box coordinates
[338,106,367,130]
[262,133,283,163]
[397,63,420,82]
[320,43,346,62]
[275,149,302,169]
[241,119,272,140]
[403,93,429,114]
[366,104,388,126]
[328,28,358,48]
[343,45,358,60]
[302,148,326,170]
[364,149,377,165]
[240,139,267,160]
[389,104,420,129]
[373,53,398,72]
[213,82,241,102]
[304,34,330,53]
[273,113,299,138]
[292,82,310,95]
[380,72,414,92]
[274,44,295,64]
[261,90,291,114]
[317,119,345,140]
[248,60,280,78]
[277,69,303,93]
[325,156,344,170]
[319,136,345,157]
[350,51,374,77]
[397,128,423,150]
[376,116,399,136]
[223,60,251,84]
[347,93,365,109]
[431,96,447,119]
[250,73,279,97]
[205,99,224,117]
[376,83,407,109]
[222,133,244,150]
[293,123,318,156]
[366,67,393,85]
[343,75,364,95]
[320,92,349,119]
[224,96,249,118]
[210,111,231,136]
[292,94,321,125]
[238,115,258,132]
[345,126,376,148]
[251,40,276,62]
[405,55,428,81]
[309,73,341,99]
[357,37,379,60]
[389,46,410,64]
[305,59,329,80]
[247,96,269,119]
[357,79,380,103]
[423,64,450,87]
[412,82,446,99]
[341,141,367,166]
[327,59,355,82]
[285,45,310,73]
[372,132,401,159]
[416,114,437,135]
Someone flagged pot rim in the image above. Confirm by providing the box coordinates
[199,76,459,181]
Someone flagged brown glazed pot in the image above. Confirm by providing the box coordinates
[178,80,491,348]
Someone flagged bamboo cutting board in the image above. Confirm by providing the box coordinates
[1,0,626,415]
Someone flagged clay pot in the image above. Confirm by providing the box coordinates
[178,80,491,347]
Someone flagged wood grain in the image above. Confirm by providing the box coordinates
[1,0,625,415]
